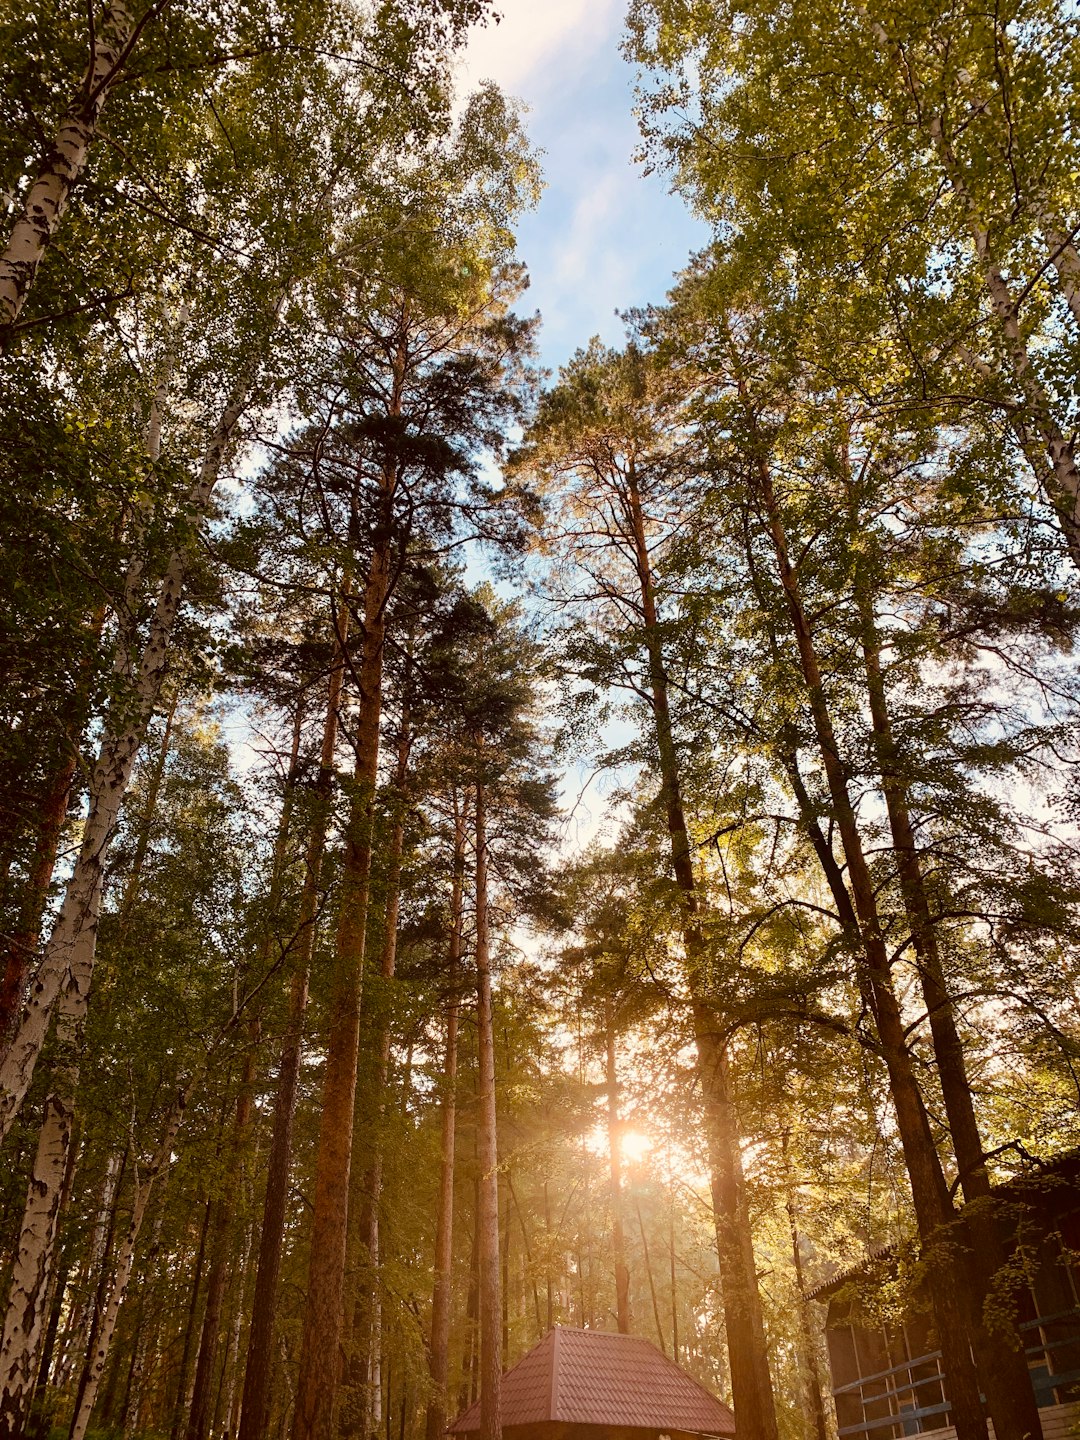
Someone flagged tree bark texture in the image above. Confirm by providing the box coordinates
[290,524,393,1440]
[742,424,988,1440]
[474,781,502,1440]
[0,0,146,329]
[0,1097,81,1440]
[67,1097,186,1440]
[240,607,349,1440]
[847,497,1043,1440]
[624,469,779,1440]
[0,377,254,1140]
[425,796,465,1440]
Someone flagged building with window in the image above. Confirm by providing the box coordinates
[811,1153,1080,1439]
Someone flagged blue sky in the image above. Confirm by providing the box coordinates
[455,4,710,848]
[456,0,709,374]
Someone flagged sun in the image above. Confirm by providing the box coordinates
[620,1129,653,1163]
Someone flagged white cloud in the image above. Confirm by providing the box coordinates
[456,0,622,100]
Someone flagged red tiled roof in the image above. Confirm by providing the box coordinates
[449,1328,735,1437]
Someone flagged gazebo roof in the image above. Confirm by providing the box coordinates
[449,1327,735,1437]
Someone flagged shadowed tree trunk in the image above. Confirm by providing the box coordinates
[623,466,779,1440]
[187,1040,260,1440]
[346,706,411,1439]
[740,403,987,1440]
[844,455,1044,1440]
[240,602,349,1440]
[291,447,398,1440]
[425,795,465,1440]
[474,779,502,1440]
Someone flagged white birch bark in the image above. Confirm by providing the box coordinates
[0,1065,77,1435]
[0,0,139,328]
[1041,217,1080,330]
[68,1097,186,1440]
[0,380,252,1140]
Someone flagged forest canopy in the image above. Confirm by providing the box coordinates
[1,4,1079,1440]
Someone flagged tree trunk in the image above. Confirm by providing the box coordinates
[187,1042,259,1440]
[667,1191,678,1365]
[604,1002,631,1335]
[68,1096,186,1440]
[0,375,255,1139]
[460,1168,481,1414]
[847,491,1043,1440]
[425,797,465,1440]
[633,1196,665,1355]
[69,1150,129,1434]
[1041,217,1080,330]
[623,470,778,1440]
[742,423,987,1440]
[0,750,78,1048]
[0,0,146,330]
[216,1217,254,1440]
[290,511,394,1440]
[474,781,502,1440]
[780,1136,828,1440]
[346,707,411,1436]
[0,1113,79,1440]
[240,606,349,1440]
[171,1198,213,1440]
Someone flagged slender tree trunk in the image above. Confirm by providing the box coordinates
[172,1199,213,1440]
[117,1203,166,1440]
[668,1189,678,1365]
[0,375,255,1139]
[68,1098,186,1440]
[604,1002,631,1334]
[1040,217,1080,330]
[0,0,147,330]
[473,781,502,1440]
[240,607,349,1440]
[847,488,1043,1440]
[69,1150,129,1432]
[461,1167,481,1414]
[543,1181,553,1332]
[425,796,465,1440]
[633,1196,665,1355]
[216,1217,254,1440]
[348,708,411,1435]
[187,1042,260,1440]
[741,420,987,1440]
[506,1172,541,1340]
[780,1135,828,1440]
[291,505,395,1440]
[0,999,91,1439]
[623,471,777,1440]
[185,701,298,1440]
[0,751,77,1047]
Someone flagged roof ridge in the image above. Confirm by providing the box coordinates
[549,1323,561,1421]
